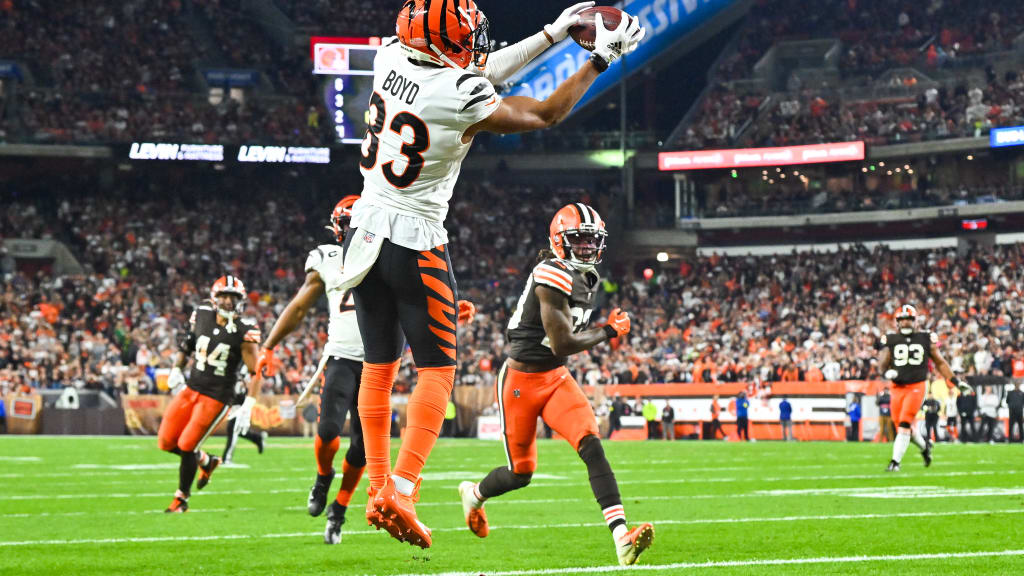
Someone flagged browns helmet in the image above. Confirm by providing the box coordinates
[549,203,607,270]
[895,303,917,335]
[329,195,359,243]
[210,275,247,318]
[396,0,491,69]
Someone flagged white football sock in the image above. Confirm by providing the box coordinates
[613,524,628,544]
[892,432,911,464]
[392,474,416,497]
[910,427,927,450]
[198,451,210,467]
[471,483,485,508]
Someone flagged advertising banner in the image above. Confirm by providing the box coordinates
[659,141,866,171]
[202,69,259,87]
[990,125,1024,148]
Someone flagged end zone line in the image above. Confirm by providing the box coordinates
[2,509,1022,546]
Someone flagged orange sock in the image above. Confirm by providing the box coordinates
[335,459,365,507]
[358,360,399,491]
[313,435,339,476]
[393,365,455,484]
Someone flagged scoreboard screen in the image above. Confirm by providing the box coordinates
[312,37,381,145]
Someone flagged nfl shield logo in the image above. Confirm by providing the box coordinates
[363,231,376,243]
[513,389,521,398]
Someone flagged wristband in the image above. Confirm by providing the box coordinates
[603,324,619,340]
[590,53,609,73]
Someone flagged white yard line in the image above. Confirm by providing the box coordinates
[393,549,1024,576]
[2,509,1021,544]
[3,477,1022,502]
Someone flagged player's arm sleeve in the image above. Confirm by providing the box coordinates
[482,31,551,84]
[455,75,502,128]
[243,321,262,344]
[177,309,198,353]
[532,262,574,297]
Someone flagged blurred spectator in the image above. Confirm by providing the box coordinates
[661,402,675,441]
[1006,383,1023,443]
[877,386,893,442]
[923,391,941,442]
[779,395,793,441]
[735,390,750,441]
[979,386,1000,443]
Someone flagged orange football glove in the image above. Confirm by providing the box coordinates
[457,300,476,325]
[255,347,277,378]
[603,308,630,339]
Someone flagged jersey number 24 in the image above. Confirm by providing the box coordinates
[360,92,429,189]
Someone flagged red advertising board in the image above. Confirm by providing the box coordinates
[659,141,865,171]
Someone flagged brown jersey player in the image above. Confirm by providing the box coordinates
[158,276,262,512]
[878,304,970,471]
[458,204,654,566]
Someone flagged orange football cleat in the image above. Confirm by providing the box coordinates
[616,522,654,566]
[458,481,489,538]
[197,455,220,490]
[164,496,189,514]
[366,477,432,548]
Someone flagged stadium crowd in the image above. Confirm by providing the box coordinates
[684,0,1024,149]
[4,176,1024,398]
[0,0,331,144]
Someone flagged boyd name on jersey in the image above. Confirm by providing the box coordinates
[881,330,938,385]
[305,244,364,361]
[508,259,600,365]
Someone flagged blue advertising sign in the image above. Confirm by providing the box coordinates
[0,60,23,80]
[202,69,260,87]
[990,126,1024,148]
[505,0,739,114]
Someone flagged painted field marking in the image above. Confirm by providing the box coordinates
[2,509,1022,543]
[393,549,1024,576]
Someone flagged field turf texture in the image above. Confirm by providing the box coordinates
[1,436,1022,575]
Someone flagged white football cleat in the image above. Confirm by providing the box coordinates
[616,523,654,566]
[458,481,489,538]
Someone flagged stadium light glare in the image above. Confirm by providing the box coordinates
[879,161,885,167]
[966,155,974,161]
[861,167,868,173]
[656,252,669,262]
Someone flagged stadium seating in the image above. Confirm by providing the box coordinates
[3,177,1020,397]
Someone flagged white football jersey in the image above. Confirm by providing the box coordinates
[305,244,363,361]
[354,37,501,250]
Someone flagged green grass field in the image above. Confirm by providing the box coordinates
[1,436,1022,575]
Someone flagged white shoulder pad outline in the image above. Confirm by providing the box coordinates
[533,261,574,296]
[305,248,325,274]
